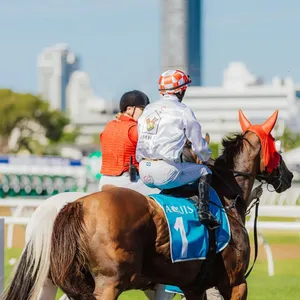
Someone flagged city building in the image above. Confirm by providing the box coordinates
[37,44,118,142]
[66,70,109,120]
[66,70,118,144]
[161,0,203,85]
[37,43,80,111]
[160,0,300,143]
[73,62,300,145]
[183,62,300,142]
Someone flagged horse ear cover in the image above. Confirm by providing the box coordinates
[238,110,251,132]
[262,110,278,134]
[238,110,278,135]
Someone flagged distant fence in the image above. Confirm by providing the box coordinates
[0,199,44,248]
[258,185,300,205]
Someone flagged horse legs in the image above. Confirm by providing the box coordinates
[93,278,120,300]
[153,284,175,300]
[37,278,58,300]
[92,271,134,300]
[143,285,220,300]
[144,284,175,300]
[230,282,247,300]
[180,288,206,300]
[217,281,247,300]
[206,287,224,300]
[144,289,156,300]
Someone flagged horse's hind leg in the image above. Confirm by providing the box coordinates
[93,276,121,300]
[38,278,58,299]
[230,282,247,300]
[206,287,224,300]
[144,284,175,300]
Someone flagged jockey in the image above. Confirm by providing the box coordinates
[99,90,167,300]
[99,90,159,195]
[136,70,220,229]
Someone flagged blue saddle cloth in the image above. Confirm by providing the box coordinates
[149,187,230,262]
[148,187,231,296]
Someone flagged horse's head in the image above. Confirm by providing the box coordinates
[238,110,293,193]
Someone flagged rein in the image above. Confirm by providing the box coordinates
[185,136,283,279]
[207,156,282,279]
[209,165,260,279]
[208,164,281,182]
[244,197,260,278]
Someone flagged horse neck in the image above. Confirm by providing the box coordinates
[231,145,259,221]
[214,146,259,223]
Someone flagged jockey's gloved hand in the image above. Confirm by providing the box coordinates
[250,184,263,200]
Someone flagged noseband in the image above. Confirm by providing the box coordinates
[209,136,283,193]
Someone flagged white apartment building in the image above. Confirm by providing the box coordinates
[37,43,80,111]
[37,44,118,136]
[183,62,300,142]
[73,63,300,145]
[37,46,300,145]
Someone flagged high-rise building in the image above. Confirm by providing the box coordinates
[37,43,80,111]
[161,0,202,86]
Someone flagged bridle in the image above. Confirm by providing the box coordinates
[210,158,284,193]
[204,135,284,278]
[208,135,284,195]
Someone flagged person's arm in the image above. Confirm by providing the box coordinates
[183,107,212,162]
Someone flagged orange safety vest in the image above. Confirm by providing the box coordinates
[100,116,139,176]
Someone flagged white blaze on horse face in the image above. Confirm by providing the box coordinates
[174,217,188,258]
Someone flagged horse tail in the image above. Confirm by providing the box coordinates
[1,205,58,300]
[50,201,95,300]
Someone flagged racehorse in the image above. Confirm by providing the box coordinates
[1,110,293,300]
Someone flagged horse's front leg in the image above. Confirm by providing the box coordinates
[230,282,247,300]
[144,284,175,300]
[219,281,247,300]
[181,289,206,300]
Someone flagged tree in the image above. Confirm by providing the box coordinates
[0,89,73,154]
[210,142,219,159]
[278,127,300,152]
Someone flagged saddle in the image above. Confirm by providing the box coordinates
[160,182,198,203]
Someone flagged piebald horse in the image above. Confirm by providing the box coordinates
[1,110,293,300]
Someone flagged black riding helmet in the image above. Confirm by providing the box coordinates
[119,90,150,113]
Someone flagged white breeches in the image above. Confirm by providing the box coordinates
[99,172,160,195]
[139,160,211,190]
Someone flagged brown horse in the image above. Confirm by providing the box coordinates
[47,110,293,300]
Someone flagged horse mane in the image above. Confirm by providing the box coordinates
[220,133,246,166]
[182,133,246,166]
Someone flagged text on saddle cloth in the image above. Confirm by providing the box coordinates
[148,187,231,263]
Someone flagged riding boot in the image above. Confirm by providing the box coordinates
[198,174,220,229]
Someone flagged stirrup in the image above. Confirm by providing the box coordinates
[199,212,220,230]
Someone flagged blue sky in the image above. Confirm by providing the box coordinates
[0,0,300,101]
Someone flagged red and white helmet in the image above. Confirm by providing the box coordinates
[158,69,191,95]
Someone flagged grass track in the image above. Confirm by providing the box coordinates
[3,232,300,300]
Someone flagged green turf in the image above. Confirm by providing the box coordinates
[246,216,300,222]
[247,258,300,300]
[3,231,300,300]
[249,230,300,244]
